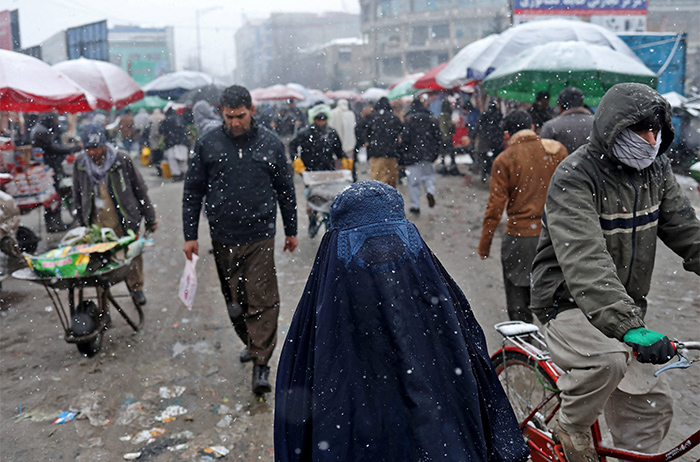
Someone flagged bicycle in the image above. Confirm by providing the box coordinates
[490,321,700,462]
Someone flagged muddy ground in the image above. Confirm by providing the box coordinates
[1,161,698,461]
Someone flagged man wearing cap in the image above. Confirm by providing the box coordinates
[72,123,158,306]
[540,87,595,154]
[289,105,347,173]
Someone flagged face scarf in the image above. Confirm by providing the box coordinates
[81,144,117,207]
[611,128,661,170]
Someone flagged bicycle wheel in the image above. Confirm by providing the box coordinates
[492,350,558,432]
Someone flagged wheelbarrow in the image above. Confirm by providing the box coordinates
[12,257,144,357]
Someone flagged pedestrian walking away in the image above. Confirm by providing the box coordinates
[540,86,594,154]
[400,98,441,215]
[530,83,700,462]
[72,123,158,306]
[437,99,458,175]
[182,85,298,396]
[274,180,529,462]
[328,98,357,161]
[471,100,504,182]
[527,90,555,134]
[30,113,81,233]
[356,96,402,188]
[159,107,189,182]
[477,110,567,323]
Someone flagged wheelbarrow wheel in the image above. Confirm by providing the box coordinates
[71,300,103,357]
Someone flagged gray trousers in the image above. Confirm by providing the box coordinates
[544,309,673,453]
[405,161,436,210]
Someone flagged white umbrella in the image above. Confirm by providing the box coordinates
[436,35,499,88]
[287,83,331,107]
[361,87,389,102]
[467,19,640,81]
[143,71,214,99]
[53,57,143,110]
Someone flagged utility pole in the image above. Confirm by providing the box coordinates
[196,6,223,72]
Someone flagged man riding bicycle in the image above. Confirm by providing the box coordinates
[530,83,700,462]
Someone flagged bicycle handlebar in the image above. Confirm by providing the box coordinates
[653,341,700,377]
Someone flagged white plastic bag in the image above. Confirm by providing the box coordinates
[178,254,198,310]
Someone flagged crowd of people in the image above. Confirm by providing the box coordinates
[1,80,698,462]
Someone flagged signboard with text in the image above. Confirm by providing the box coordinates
[512,0,647,16]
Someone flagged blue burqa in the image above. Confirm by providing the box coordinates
[275,181,529,462]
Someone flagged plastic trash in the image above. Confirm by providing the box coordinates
[201,446,229,458]
[52,411,77,424]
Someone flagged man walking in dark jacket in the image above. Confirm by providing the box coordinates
[401,98,441,214]
[356,97,402,188]
[30,113,81,232]
[182,85,298,396]
[159,108,188,182]
[540,87,594,154]
[289,105,345,172]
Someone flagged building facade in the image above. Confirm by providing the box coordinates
[297,38,366,90]
[234,12,361,89]
[359,0,509,85]
[108,26,175,86]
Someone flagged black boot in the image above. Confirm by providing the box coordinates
[252,364,271,395]
[45,208,70,233]
[240,347,253,363]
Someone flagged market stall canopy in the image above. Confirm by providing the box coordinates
[436,35,499,88]
[482,41,657,106]
[287,83,331,107]
[662,91,700,117]
[127,95,170,111]
[413,62,450,90]
[142,71,214,100]
[0,49,96,113]
[53,58,143,111]
[387,73,423,90]
[388,78,421,101]
[466,19,639,81]
[250,84,305,103]
[361,87,389,102]
[177,84,227,106]
[325,90,362,101]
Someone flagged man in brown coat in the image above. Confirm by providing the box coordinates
[478,110,567,322]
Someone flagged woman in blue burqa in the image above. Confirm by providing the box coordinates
[274,181,528,462]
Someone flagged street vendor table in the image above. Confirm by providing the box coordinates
[12,257,144,356]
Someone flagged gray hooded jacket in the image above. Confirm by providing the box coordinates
[530,83,700,341]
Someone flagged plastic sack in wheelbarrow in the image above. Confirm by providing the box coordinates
[24,230,143,278]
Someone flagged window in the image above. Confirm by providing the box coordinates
[432,24,450,40]
[410,0,453,12]
[411,26,428,46]
[376,0,401,18]
[382,57,403,76]
[407,51,431,71]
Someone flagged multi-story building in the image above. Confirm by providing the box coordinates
[108,26,176,86]
[297,38,366,90]
[359,0,509,85]
[234,12,361,89]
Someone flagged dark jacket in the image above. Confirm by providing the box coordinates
[182,121,297,245]
[356,97,402,159]
[473,104,504,155]
[539,106,594,154]
[72,147,157,235]
[400,101,442,166]
[289,124,345,171]
[159,109,188,149]
[30,117,79,168]
[531,83,700,341]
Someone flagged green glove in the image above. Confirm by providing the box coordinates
[623,327,676,364]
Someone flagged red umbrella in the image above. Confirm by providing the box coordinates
[53,57,144,110]
[413,62,450,90]
[250,84,305,102]
[0,49,95,113]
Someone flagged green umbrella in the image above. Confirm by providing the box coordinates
[388,79,420,101]
[127,95,169,111]
[482,41,657,107]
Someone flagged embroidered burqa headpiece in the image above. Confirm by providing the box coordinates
[274,181,528,462]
